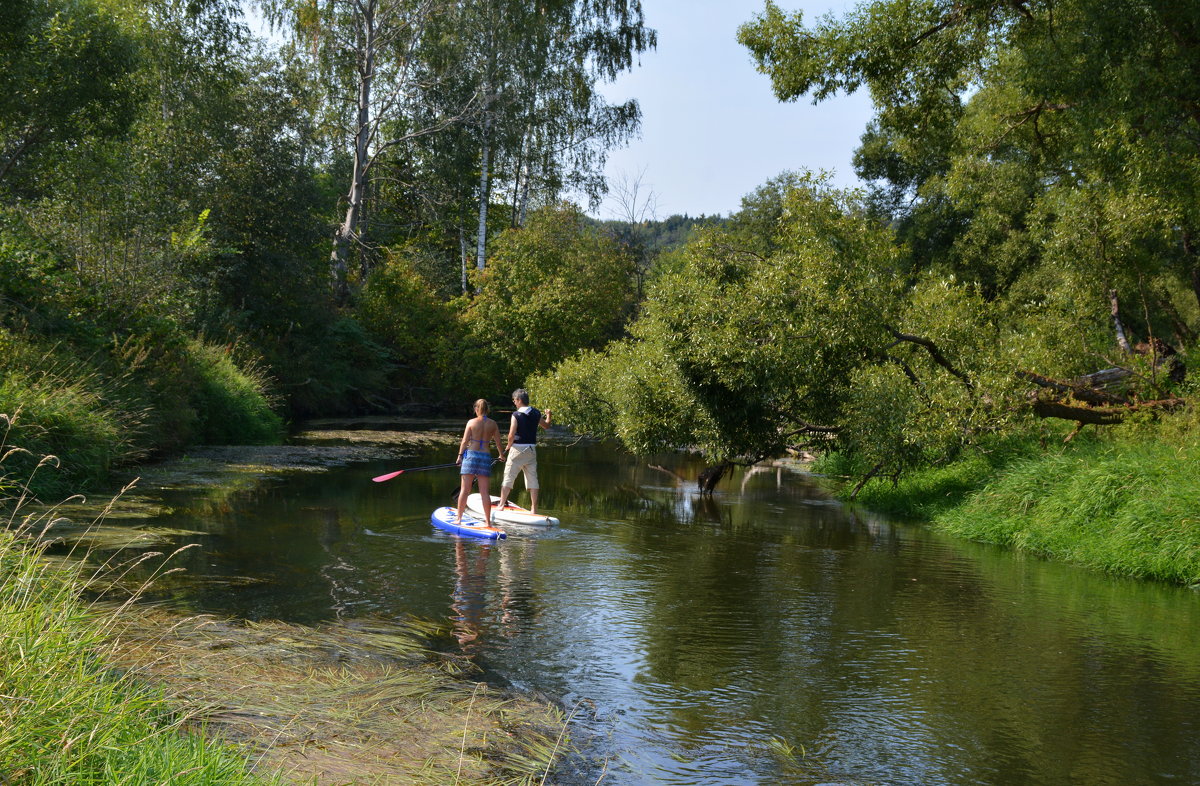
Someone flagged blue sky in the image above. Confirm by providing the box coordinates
[594,0,875,219]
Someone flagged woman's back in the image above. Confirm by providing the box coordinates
[464,416,497,451]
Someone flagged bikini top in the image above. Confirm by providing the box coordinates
[465,418,491,449]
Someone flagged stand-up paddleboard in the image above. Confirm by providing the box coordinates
[431,506,506,540]
[466,493,559,527]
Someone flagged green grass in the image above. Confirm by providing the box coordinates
[934,439,1200,584]
[0,514,273,784]
[0,364,140,500]
[835,416,1200,585]
[184,340,283,445]
[0,329,284,500]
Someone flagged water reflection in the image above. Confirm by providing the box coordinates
[58,431,1200,786]
[451,540,490,649]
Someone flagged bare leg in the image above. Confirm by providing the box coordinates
[455,475,472,523]
[479,476,491,524]
[497,484,513,509]
[529,487,539,514]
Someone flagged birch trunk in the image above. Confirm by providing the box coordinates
[516,126,534,227]
[331,0,377,301]
[475,127,491,281]
[459,227,468,294]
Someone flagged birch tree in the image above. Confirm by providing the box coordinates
[264,0,468,301]
[453,0,655,274]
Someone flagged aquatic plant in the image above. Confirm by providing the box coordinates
[1,427,575,784]
[0,442,271,782]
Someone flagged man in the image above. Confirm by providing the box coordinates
[497,388,552,513]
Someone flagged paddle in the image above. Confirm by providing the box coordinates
[448,458,502,501]
[371,463,459,483]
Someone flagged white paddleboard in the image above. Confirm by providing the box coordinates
[466,493,559,527]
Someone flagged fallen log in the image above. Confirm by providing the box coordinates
[1029,396,1187,425]
[1075,367,1133,390]
[1017,370,1130,406]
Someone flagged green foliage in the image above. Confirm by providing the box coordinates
[0,328,283,499]
[535,165,1169,491]
[828,425,1066,517]
[538,178,909,460]
[833,407,1200,583]
[740,0,1200,350]
[0,496,269,782]
[1,205,286,496]
[359,250,467,401]
[281,317,394,418]
[466,203,636,390]
[185,340,283,445]
[535,341,708,455]
[0,0,140,195]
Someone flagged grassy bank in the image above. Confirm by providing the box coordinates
[0,526,271,783]
[0,329,284,501]
[1,446,572,785]
[828,415,1200,585]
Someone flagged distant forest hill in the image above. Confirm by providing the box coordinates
[593,214,729,258]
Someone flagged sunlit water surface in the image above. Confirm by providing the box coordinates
[71,422,1200,785]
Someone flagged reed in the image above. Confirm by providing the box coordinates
[0,459,271,783]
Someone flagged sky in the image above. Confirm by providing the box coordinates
[593,0,875,220]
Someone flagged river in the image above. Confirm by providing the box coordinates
[55,419,1200,785]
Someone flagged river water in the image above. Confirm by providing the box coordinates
[64,420,1200,785]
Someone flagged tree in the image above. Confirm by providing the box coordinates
[466,202,635,387]
[263,0,468,300]
[534,175,1103,481]
[444,0,655,273]
[603,167,658,297]
[738,0,1200,324]
[0,0,139,195]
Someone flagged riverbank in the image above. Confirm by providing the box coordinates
[835,415,1200,586]
[0,527,266,783]
[0,425,573,784]
[0,527,569,784]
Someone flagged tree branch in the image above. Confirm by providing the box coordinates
[850,462,884,500]
[785,420,842,436]
[884,325,974,390]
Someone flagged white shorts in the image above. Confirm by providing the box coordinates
[501,444,539,490]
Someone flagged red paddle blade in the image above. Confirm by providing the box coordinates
[371,469,405,483]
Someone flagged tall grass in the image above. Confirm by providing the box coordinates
[934,439,1200,584]
[184,339,283,445]
[0,327,283,500]
[0,464,273,783]
[835,412,1200,585]
[0,339,142,499]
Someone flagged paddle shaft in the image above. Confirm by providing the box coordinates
[371,463,459,483]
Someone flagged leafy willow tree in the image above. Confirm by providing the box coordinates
[534,175,1108,483]
[739,0,1200,343]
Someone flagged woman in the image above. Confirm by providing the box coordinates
[455,399,503,525]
